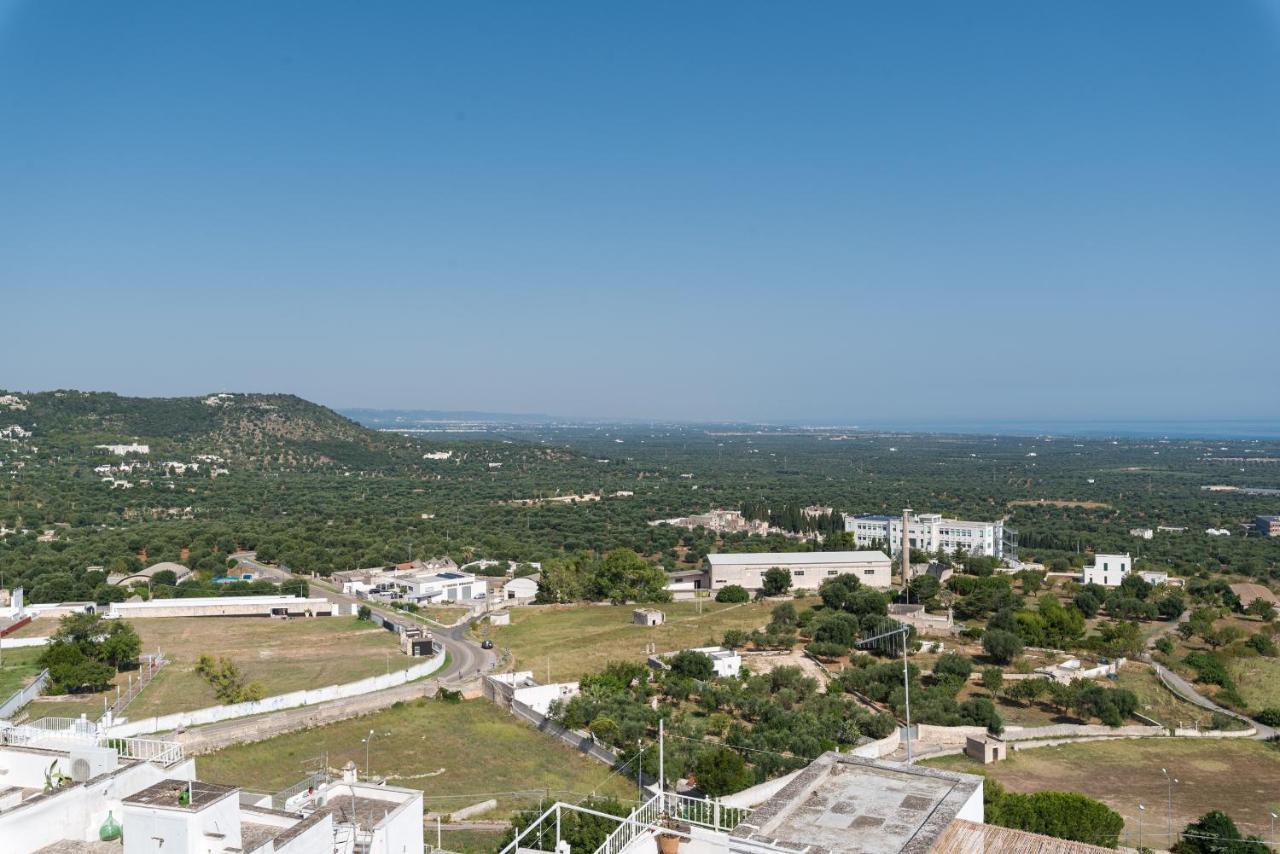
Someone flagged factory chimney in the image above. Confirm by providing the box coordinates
[901,508,912,590]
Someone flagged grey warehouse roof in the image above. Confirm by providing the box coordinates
[706,551,889,566]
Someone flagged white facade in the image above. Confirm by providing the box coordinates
[502,575,539,601]
[844,512,1003,558]
[0,719,422,854]
[387,570,486,603]
[685,646,742,678]
[705,551,893,592]
[1082,553,1132,587]
[95,443,150,455]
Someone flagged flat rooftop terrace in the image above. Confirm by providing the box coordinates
[123,779,237,811]
[730,753,983,854]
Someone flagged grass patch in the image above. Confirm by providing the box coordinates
[1111,664,1231,728]
[431,830,507,853]
[0,647,44,699]
[484,601,773,682]
[925,739,1280,849]
[126,616,403,719]
[1227,655,1280,712]
[197,697,636,818]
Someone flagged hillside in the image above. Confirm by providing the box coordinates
[0,389,398,469]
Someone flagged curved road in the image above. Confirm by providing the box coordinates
[231,553,495,684]
[1141,608,1275,740]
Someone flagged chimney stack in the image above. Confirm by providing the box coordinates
[901,508,912,589]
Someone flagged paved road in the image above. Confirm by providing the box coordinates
[1147,659,1275,740]
[231,552,494,684]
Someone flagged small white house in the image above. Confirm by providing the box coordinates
[683,646,742,678]
[1138,570,1169,586]
[1082,553,1132,587]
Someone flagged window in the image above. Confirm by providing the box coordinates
[828,569,838,576]
[864,569,875,575]
[794,570,805,577]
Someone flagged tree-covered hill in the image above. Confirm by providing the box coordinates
[0,389,401,469]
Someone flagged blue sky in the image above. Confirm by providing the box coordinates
[2,1,1278,423]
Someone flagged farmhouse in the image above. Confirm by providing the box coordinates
[702,550,892,593]
[1081,553,1132,587]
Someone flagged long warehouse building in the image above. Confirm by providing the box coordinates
[701,550,893,593]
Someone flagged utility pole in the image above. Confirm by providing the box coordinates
[658,719,665,800]
[856,624,912,763]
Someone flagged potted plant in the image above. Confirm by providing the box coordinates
[656,812,689,854]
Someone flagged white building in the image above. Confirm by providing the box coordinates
[1129,528,1154,540]
[95,443,150,455]
[843,512,1004,558]
[386,570,486,604]
[1138,569,1170,586]
[501,574,539,602]
[1082,553,1132,587]
[703,551,892,592]
[678,646,742,678]
[0,717,424,854]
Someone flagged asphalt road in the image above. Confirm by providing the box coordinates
[230,552,494,684]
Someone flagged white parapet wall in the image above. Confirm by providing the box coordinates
[106,647,446,738]
[107,596,335,619]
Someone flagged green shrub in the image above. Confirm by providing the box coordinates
[715,584,749,603]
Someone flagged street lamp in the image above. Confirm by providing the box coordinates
[362,729,375,780]
[1270,811,1277,848]
[1137,804,1145,849]
[1161,768,1178,847]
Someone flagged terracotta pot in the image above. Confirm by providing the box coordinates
[657,832,682,854]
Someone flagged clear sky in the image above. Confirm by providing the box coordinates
[2,1,1278,424]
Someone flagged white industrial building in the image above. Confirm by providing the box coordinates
[501,574,539,602]
[844,512,1004,558]
[385,570,486,604]
[702,551,892,592]
[0,716,423,854]
[1081,553,1132,587]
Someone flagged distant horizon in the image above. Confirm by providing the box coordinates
[3,3,1278,424]
[4,386,1280,439]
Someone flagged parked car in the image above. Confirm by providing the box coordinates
[480,639,494,650]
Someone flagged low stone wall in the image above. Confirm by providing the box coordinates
[915,722,1163,748]
[1173,726,1256,738]
[849,730,902,759]
[107,648,445,738]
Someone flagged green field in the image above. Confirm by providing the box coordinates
[125,616,404,718]
[197,697,637,819]
[483,601,773,682]
[1227,655,1280,712]
[0,647,45,699]
[1111,664,1237,729]
[926,739,1280,849]
[432,830,507,853]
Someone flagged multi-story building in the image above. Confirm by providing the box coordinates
[1257,515,1280,537]
[0,716,423,854]
[1082,553,1132,587]
[702,551,892,592]
[844,512,1004,558]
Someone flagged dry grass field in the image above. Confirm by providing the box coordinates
[197,697,637,819]
[125,616,403,718]
[926,739,1280,849]
[482,601,773,682]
